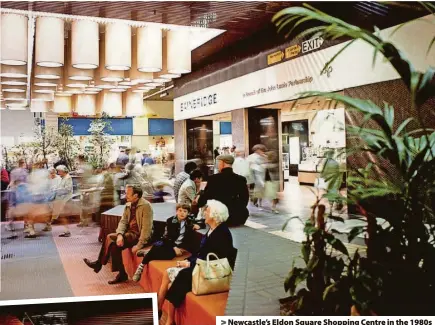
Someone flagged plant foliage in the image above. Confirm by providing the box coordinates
[274,3,435,315]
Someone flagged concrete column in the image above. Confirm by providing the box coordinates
[174,119,187,175]
[231,108,249,156]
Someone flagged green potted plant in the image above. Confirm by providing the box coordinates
[274,3,435,315]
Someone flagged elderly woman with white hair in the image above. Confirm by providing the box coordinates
[157,199,235,324]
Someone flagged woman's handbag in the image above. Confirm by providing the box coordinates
[192,252,233,295]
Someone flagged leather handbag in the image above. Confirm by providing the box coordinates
[192,253,233,296]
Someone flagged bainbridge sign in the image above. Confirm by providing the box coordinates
[173,15,434,121]
[179,93,217,112]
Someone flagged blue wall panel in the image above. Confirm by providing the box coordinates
[148,118,174,136]
[60,118,133,135]
[220,122,232,135]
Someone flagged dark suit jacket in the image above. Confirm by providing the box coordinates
[198,167,249,226]
[160,216,199,253]
[188,222,235,269]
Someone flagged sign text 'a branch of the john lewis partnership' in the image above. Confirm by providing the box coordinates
[243,76,313,98]
[179,93,218,112]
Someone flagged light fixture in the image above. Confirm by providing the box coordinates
[32,92,54,101]
[1,78,27,86]
[4,92,26,101]
[145,82,163,87]
[167,29,191,74]
[1,13,28,65]
[71,20,99,69]
[137,26,162,72]
[34,79,58,87]
[99,37,124,82]
[2,85,26,93]
[158,36,181,79]
[101,91,123,116]
[75,94,96,115]
[55,92,73,97]
[0,64,27,78]
[30,100,52,112]
[7,101,27,110]
[110,88,127,93]
[119,77,138,86]
[67,33,94,81]
[65,88,85,94]
[54,95,72,113]
[35,17,65,67]
[34,65,61,79]
[131,33,154,83]
[152,74,170,84]
[66,79,88,88]
[125,90,144,116]
[34,86,55,94]
[105,23,131,70]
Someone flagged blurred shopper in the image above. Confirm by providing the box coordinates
[133,204,202,282]
[264,151,280,213]
[44,165,73,237]
[165,153,176,179]
[232,150,253,184]
[157,200,234,323]
[1,165,10,191]
[214,147,220,160]
[119,163,146,190]
[177,169,203,207]
[142,153,155,166]
[230,145,236,156]
[173,161,198,202]
[48,167,61,191]
[135,149,143,164]
[198,155,249,226]
[116,149,129,167]
[83,185,153,284]
[247,144,267,209]
[10,158,28,186]
[76,155,94,227]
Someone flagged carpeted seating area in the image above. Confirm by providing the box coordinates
[121,229,233,325]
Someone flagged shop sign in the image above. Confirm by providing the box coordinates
[285,44,301,59]
[267,50,285,65]
[302,36,324,53]
[179,93,218,112]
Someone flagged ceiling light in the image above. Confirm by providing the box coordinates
[130,33,154,83]
[55,92,73,97]
[145,82,163,87]
[1,13,28,66]
[4,92,26,101]
[34,79,58,87]
[65,88,84,94]
[54,95,72,113]
[102,91,123,116]
[67,34,94,81]
[158,36,181,79]
[119,79,138,86]
[0,64,27,78]
[34,65,61,79]
[71,20,99,69]
[137,26,162,73]
[2,85,26,93]
[105,23,131,70]
[7,101,27,110]
[125,90,144,116]
[32,92,54,101]
[75,94,96,115]
[30,100,52,112]
[35,17,65,67]
[99,37,124,82]
[110,88,127,93]
[167,29,191,74]
[34,86,55,94]
[66,80,88,88]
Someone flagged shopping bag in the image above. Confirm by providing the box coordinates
[192,253,232,295]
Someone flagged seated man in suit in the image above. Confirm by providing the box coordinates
[83,185,153,284]
[132,203,203,282]
[198,155,250,226]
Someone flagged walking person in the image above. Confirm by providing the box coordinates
[264,151,280,213]
[247,144,267,209]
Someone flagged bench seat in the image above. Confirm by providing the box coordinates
[122,248,229,325]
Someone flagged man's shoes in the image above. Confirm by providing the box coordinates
[108,272,128,285]
[83,258,102,273]
[132,263,145,282]
[59,232,71,237]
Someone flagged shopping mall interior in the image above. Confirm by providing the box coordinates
[1,1,435,322]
